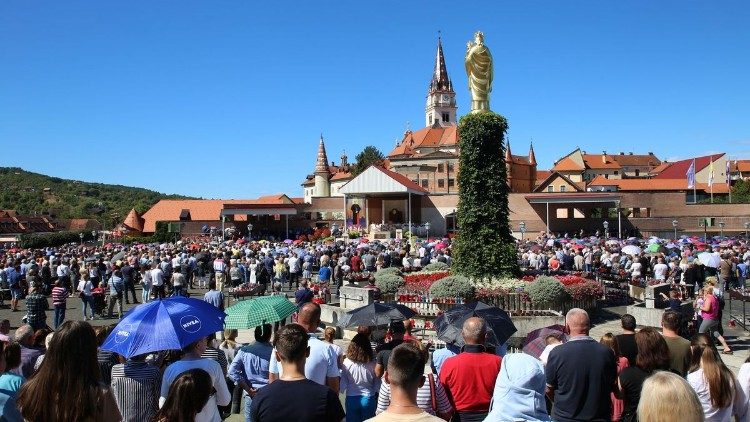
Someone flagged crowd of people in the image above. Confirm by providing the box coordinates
[0,230,748,421]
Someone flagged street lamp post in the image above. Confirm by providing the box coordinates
[247,223,253,240]
[79,232,84,246]
[519,221,526,241]
[425,222,431,240]
[672,219,678,240]
[603,221,609,239]
[719,221,725,238]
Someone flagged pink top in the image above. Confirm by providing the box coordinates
[701,294,720,320]
[611,356,629,421]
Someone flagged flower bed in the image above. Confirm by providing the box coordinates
[402,270,450,293]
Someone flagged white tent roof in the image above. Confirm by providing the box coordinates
[339,166,429,196]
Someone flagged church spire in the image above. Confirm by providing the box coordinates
[429,35,452,93]
[528,142,537,166]
[315,134,329,174]
[505,138,513,163]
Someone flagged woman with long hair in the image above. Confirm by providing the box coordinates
[340,333,380,422]
[637,371,704,422]
[688,334,747,421]
[618,327,671,422]
[601,332,629,422]
[154,368,212,422]
[16,320,122,421]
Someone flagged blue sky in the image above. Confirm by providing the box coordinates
[1,1,749,198]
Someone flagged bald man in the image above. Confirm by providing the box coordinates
[438,317,501,421]
[268,303,340,392]
[545,308,617,422]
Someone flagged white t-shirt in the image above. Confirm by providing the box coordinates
[539,342,562,365]
[160,358,231,422]
[269,334,340,385]
[150,268,164,286]
[653,263,669,280]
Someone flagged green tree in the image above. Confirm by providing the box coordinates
[731,179,750,203]
[452,112,518,279]
[352,146,385,176]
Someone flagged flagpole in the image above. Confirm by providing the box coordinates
[692,159,697,204]
[728,157,733,204]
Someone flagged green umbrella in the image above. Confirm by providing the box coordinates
[224,296,298,329]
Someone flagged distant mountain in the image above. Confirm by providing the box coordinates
[0,167,194,225]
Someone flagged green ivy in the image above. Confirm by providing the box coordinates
[452,112,518,280]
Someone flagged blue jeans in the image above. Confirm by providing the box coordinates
[54,305,66,329]
[81,296,95,319]
[172,285,184,297]
[345,395,377,422]
[142,285,151,303]
[243,392,253,422]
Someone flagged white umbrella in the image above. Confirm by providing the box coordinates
[621,245,641,256]
[697,252,721,268]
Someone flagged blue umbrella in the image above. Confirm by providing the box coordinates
[101,297,226,358]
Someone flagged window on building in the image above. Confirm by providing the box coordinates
[448,179,455,187]
[640,208,650,217]
[573,208,585,219]
[604,174,609,179]
[429,115,433,124]
[447,163,455,172]
[632,207,641,218]
[412,179,418,185]
[547,186,554,192]
[421,180,428,188]
[437,163,444,173]
[556,208,569,219]
[614,170,619,175]
[635,169,640,177]
[591,208,603,218]
[438,179,445,188]
[560,185,567,192]
[442,113,449,122]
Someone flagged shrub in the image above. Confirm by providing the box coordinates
[375,267,402,279]
[525,276,568,304]
[423,262,449,272]
[430,275,475,301]
[375,274,405,294]
[565,282,604,301]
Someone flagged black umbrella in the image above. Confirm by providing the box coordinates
[433,301,517,347]
[337,302,416,328]
[194,252,209,261]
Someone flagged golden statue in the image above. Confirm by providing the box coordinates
[465,31,493,113]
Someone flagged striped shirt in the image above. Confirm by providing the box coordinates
[98,349,120,386]
[213,259,226,274]
[201,346,228,375]
[376,372,453,416]
[51,286,68,306]
[111,361,161,422]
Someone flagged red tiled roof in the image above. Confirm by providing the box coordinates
[588,175,730,193]
[649,162,672,175]
[330,172,353,181]
[374,166,430,194]
[535,170,552,184]
[552,156,585,172]
[140,196,298,233]
[387,126,458,158]
[733,160,750,172]
[533,171,585,193]
[122,209,143,232]
[609,153,661,167]
[582,154,622,170]
[653,154,724,179]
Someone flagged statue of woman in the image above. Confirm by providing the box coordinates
[464,31,493,112]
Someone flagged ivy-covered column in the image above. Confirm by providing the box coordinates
[452,111,519,279]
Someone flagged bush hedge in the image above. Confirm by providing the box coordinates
[430,275,475,300]
[452,112,518,279]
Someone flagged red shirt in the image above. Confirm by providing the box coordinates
[439,345,502,412]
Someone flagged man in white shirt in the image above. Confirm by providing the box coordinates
[287,253,300,289]
[268,303,340,392]
[150,263,165,299]
[653,257,669,281]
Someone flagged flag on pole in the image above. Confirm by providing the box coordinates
[686,158,696,189]
[726,159,731,185]
[708,158,715,187]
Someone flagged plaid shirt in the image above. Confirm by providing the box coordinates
[25,293,48,326]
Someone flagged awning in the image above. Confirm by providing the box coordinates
[525,193,621,204]
[339,166,429,196]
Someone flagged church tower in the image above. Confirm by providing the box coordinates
[314,135,331,197]
[425,36,457,127]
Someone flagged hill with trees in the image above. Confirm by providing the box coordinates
[0,167,193,224]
